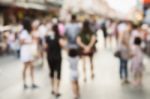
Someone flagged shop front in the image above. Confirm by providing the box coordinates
[143,0,150,11]
[0,0,63,25]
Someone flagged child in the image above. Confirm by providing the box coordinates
[131,37,144,86]
[68,49,80,99]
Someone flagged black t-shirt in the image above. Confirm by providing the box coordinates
[45,34,61,60]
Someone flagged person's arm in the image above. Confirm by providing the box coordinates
[19,33,27,45]
[20,39,25,45]
[87,35,96,48]
[20,38,32,45]
[20,31,32,45]
[76,36,86,49]
[129,46,135,58]
[43,36,48,50]
[59,38,67,48]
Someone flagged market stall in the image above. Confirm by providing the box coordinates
[61,0,144,23]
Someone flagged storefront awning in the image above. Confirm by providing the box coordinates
[0,0,62,11]
[15,2,47,11]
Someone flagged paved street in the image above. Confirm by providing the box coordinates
[0,32,150,99]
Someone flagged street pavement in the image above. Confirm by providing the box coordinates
[0,31,150,99]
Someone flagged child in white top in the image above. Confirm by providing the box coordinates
[131,37,144,86]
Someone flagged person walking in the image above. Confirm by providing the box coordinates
[20,17,38,89]
[101,20,108,48]
[45,23,64,98]
[77,20,96,82]
[117,31,130,84]
[65,15,81,99]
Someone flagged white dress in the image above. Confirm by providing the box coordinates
[20,30,33,62]
[131,45,144,74]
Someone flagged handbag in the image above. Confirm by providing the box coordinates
[114,50,121,58]
[34,57,43,68]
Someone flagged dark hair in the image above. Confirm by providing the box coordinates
[134,37,141,45]
[81,20,92,35]
[52,24,60,38]
[71,14,77,22]
[22,17,32,32]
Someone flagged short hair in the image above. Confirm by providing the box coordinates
[134,37,141,45]
[71,14,77,21]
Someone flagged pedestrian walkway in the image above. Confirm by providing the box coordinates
[0,48,150,99]
[0,31,150,99]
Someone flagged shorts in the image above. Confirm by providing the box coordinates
[71,70,78,81]
[68,55,79,81]
[47,58,62,79]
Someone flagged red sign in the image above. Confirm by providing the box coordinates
[144,0,150,4]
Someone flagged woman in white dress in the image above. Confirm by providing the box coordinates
[20,17,38,89]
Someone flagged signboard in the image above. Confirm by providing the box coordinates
[144,0,150,3]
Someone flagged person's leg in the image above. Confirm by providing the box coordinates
[76,81,80,97]
[40,51,44,67]
[72,81,80,99]
[17,49,20,58]
[104,37,107,48]
[72,81,76,98]
[109,35,112,48]
[23,62,29,89]
[90,56,94,79]
[133,72,138,86]
[29,61,38,88]
[82,56,86,82]
[30,62,34,84]
[121,60,128,84]
[106,37,109,48]
[48,59,55,93]
[103,33,107,48]
[69,55,80,98]
[55,59,62,97]
[50,68,55,94]
[139,72,143,85]
[55,79,60,96]
[124,60,129,82]
[119,59,123,80]
[137,72,143,85]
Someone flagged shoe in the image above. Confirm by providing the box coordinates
[84,78,87,83]
[122,80,130,85]
[24,84,28,90]
[55,93,61,98]
[31,84,38,89]
[51,91,55,95]
[124,80,130,84]
[91,73,95,80]
[74,95,80,99]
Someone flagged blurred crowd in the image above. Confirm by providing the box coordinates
[0,13,150,99]
[0,15,150,57]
